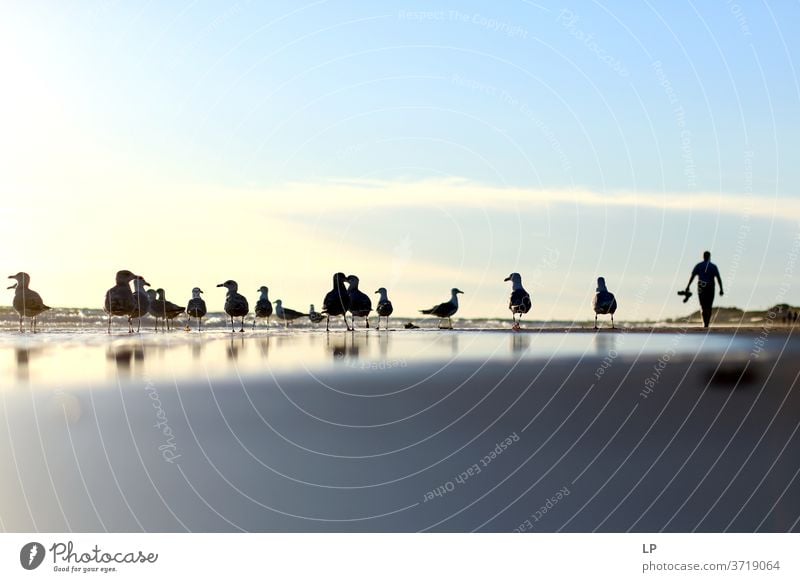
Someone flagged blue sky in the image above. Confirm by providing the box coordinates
[1,1,798,319]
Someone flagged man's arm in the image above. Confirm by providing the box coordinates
[716,267,723,295]
[686,272,695,292]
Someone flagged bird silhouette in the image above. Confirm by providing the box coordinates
[420,288,464,329]
[374,287,394,330]
[322,272,351,331]
[186,287,207,331]
[217,280,249,332]
[253,286,273,330]
[593,276,618,330]
[504,273,532,331]
[346,274,372,329]
[104,270,140,333]
[7,272,50,333]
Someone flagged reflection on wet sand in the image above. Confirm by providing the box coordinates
[106,344,145,378]
[0,330,783,390]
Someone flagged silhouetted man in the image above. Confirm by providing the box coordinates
[685,251,723,328]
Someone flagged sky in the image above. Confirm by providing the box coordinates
[1,0,798,320]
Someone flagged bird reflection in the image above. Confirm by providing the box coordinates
[191,340,204,361]
[328,334,361,363]
[256,337,270,360]
[106,344,145,377]
[594,332,618,356]
[15,347,30,382]
[227,336,244,361]
[510,333,531,354]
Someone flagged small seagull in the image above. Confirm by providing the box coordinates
[217,279,249,332]
[274,299,307,327]
[346,274,372,329]
[253,286,273,330]
[420,288,464,329]
[504,273,532,331]
[7,272,50,333]
[593,276,618,330]
[146,289,163,331]
[322,272,351,331]
[374,287,394,330]
[129,276,151,333]
[309,304,326,325]
[153,288,185,331]
[104,270,140,333]
[186,287,207,331]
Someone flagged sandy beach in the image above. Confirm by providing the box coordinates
[1,327,797,532]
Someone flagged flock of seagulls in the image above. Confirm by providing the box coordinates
[4,269,619,334]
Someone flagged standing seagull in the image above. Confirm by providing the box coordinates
[104,270,141,333]
[420,288,464,329]
[593,276,618,330]
[217,280,249,332]
[346,274,372,329]
[7,272,50,333]
[374,287,394,330]
[129,276,151,333]
[186,287,207,331]
[253,286,273,330]
[308,304,326,325]
[322,272,351,331]
[146,289,162,331]
[153,289,185,331]
[504,273,532,331]
[274,300,307,327]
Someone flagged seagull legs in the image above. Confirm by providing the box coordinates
[240,317,245,332]
[594,314,598,330]
[611,314,615,329]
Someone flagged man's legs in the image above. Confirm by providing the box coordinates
[698,283,714,327]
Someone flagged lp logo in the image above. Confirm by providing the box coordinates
[20,542,46,570]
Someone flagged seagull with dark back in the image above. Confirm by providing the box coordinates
[374,287,394,330]
[7,272,50,333]
[217,280,249,332]
[346,274,372,329]
[129,276,151,333]
[308,304,326,324]
[322,272,351,331]
[593,276,618,330]
[504,273,532,331]
[153,288,185,331]
[186,287,207,331]
[420,288,464,329]
[274,300,307,327]
[104,270,141,333]
[253,286,273,330]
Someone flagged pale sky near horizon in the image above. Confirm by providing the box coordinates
[1,1,798,320]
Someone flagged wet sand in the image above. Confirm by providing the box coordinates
[0,328,798,532]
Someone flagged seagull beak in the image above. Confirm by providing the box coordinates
[503,276,511,282]
[216,283,224,288]
[199,289,204,294]
[7,284,16,290]
[142,280,151,286]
